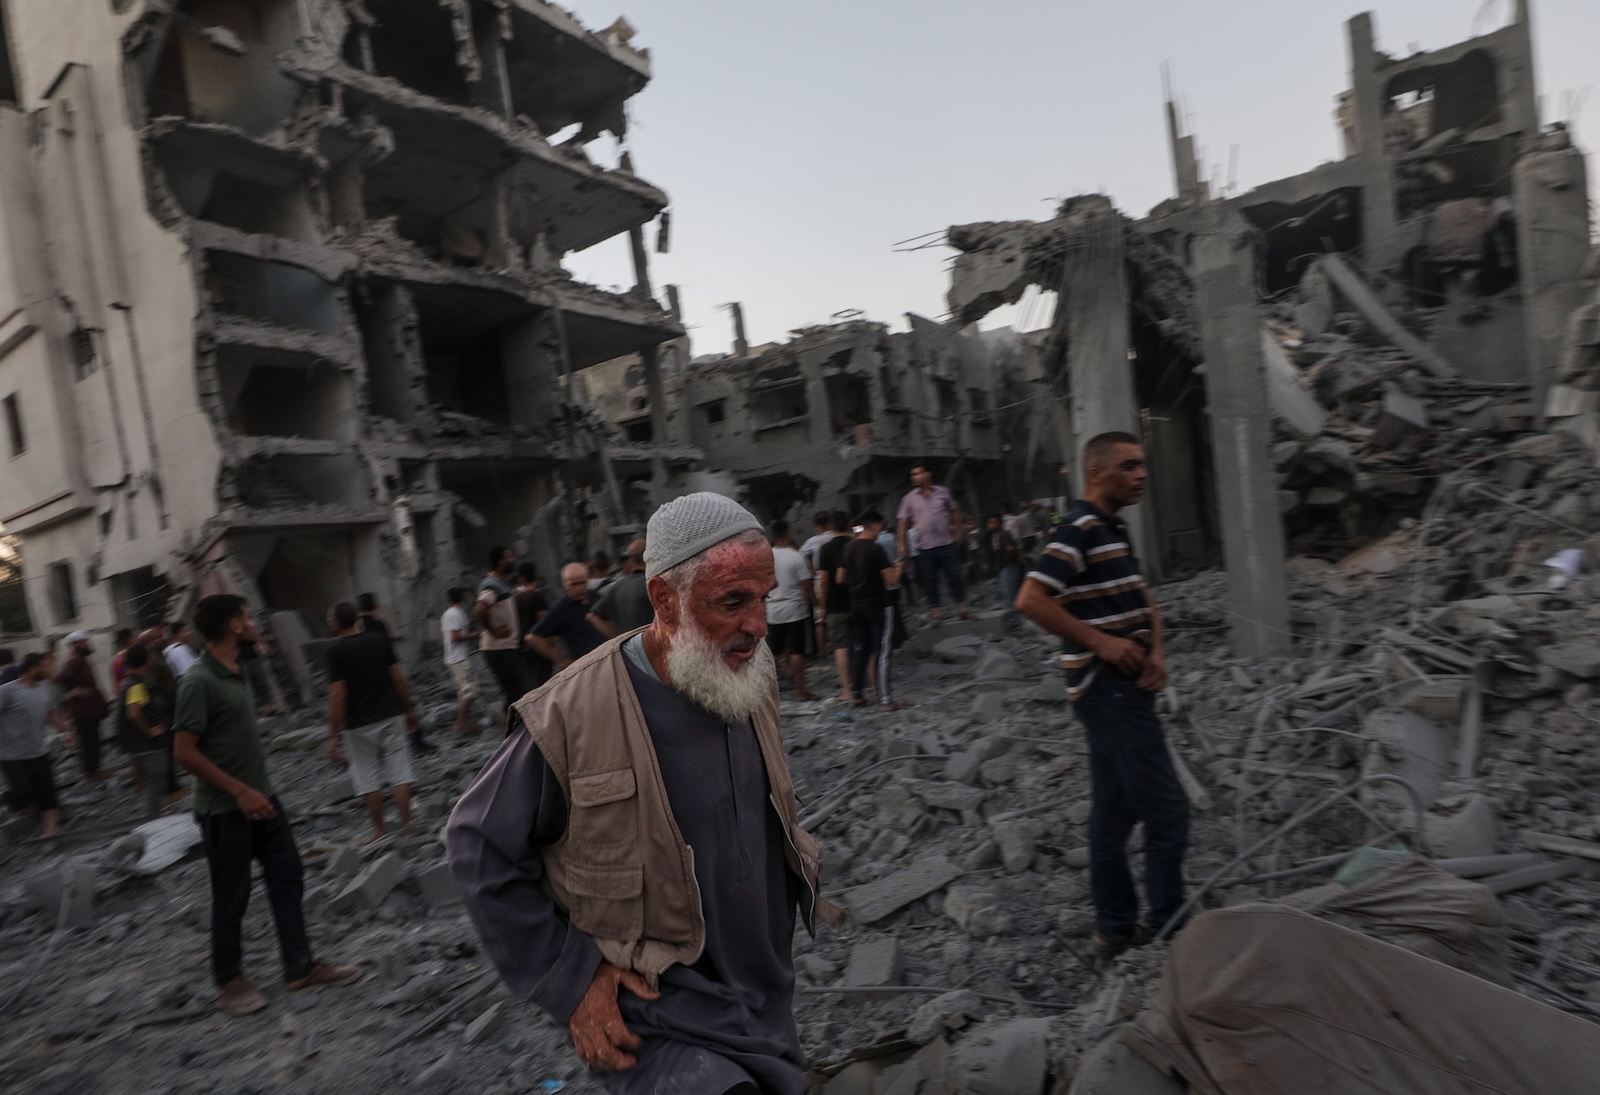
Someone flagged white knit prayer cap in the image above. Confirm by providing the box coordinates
[644,492,764,579]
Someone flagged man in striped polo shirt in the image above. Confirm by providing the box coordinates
[1015,431,1188,959]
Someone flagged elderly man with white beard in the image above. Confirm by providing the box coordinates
[448,493,839,1095]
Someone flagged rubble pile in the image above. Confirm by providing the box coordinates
[5,458,1600,1091]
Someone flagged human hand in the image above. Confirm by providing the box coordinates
[1093,634,1147,677]
[1136,650,1167,692]
[235,788,277,821]
[327,739,346,767]
[568,962,660,1070]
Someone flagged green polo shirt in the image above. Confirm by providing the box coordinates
[171,650,273,816]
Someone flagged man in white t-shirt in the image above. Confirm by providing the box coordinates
[766,519,815,701]
[799,511,841,656]
[441,587,479,737]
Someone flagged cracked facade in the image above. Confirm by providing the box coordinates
[0,0,689,695]
[944,3,1593,654]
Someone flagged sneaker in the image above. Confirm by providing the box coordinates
[1090,924,1149,962]
[217,976,268,1016]
[284,962,362,993]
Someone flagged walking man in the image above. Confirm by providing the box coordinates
[1015,432,1187,959]
[119,644,172,820]
[514,563,554,692]
[57,630,110,783]
[839,511,903,711]
[441,587,480,737]
[173,595,361,1016]
[896,464,970,622]
[980,514,1024,637]
[449,492,837,1093]
[325,601,418,844]
[0,652,70,837]
[816,509,854,701]
[766,520,814,701]
[164,621,199,679]
[590,540,653,637]
[800,512,841,653]
[477,546,533,721]
[526,563,608,671]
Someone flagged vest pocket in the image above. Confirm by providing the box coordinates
[569,767,639,854]
[562,861,643,943]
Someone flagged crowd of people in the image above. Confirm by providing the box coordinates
[2,438,1187,1079]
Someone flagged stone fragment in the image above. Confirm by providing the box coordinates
[933,635,985,662]
[417,1052,458,1089]
[1370,385,1430,448]
[1063,846,1091,869]
[1426,794,1497,859]
[905,989,981,1045]
[949,1017,1050,1095]
[838,855,963,924]
[910,781,986,813]
[1536,642,1600,679]
[415,861,462,909]
[968,691,1008,722]
[990,818,1037,873]
[1399,679,1467,723]
[1228,665,1256,691]
[962,840,999,871]
[462,1002,503,1046]
[944,751,982,785]
[331,852,407,913]
[842,938,903,996]
[26,862,97,928]
[944,885,1011,937]
[327,845,363,878]
[972,647,1025,680]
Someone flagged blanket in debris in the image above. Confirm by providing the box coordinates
[1121,904,1600,1095]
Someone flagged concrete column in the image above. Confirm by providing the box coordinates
[1346,13,1400,271]
[628,223,653,298]
[1513,134,1591,413]
[1192,207,1291,658]
[1061,212,1161,580]
[641,344,668,443]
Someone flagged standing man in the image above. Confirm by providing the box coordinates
[815,510,854,702]
[765,520,814,701]
[57,630,110,783]
[119,644,171,820]
[0,653,70,837]
[800,512,841,654]
[173,595,361,1016]
[839,511,903,711]
[896,464,970,623]
[164,621,199,679]
[325,601,417,845]
[514,563,554,692]
[477,546,533,722]
[979,515,1023,637]
[441,587,480,737]
[526,564,608,671]
[590,540,653,638]
[449,492,837,1093]
[1015,432,1186,959]
[356,593,392,647]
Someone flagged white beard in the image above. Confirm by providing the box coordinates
[664,615,776,722]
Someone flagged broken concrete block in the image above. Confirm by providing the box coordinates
[962,839,1000,871]
[989,818,1037,873]
[968,691,1009,722]
[1426,794,1496,859]
[416,1051,458,1089]
[1398,678,1467,723]
[327,845,363,878]
[415,861,462,909]
[905,989,981,1045]
[462,1001,503,1046]
[1064,846,1091,870]
[842,938,903,996]
[331,852,406,913]
[943,884,1011,937]
[910,781,986,813]
[971,646,1025,680]
[25,862,96,929]
[838,855,963,924]
[950,1017,1050,1095]
[1536,641,1600,678]
[943,751,982,785]
[1370,385,1430,448]
[1069,1033,1186,1095]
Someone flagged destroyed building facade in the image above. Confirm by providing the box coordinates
[945,3,1593,655]
[0,0,688,678]
[580,311,1067,524]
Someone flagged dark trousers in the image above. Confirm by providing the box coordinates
[198,796,313,986]
[1072,674,1189,936]
[483,649,534,727]
[915,542,966,607]
[997,564,1022,634]
[849,606,894,706]
[1,754,59,812]
[75,717,102,776]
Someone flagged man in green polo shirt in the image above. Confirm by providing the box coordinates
[173,594,362,1017]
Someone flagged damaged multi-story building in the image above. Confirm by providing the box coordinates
[944,2,1592,656]
[0,0,693,688]
[581,307,1070,525]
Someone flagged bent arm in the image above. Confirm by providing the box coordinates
[173,731,254,801]
[1016,577,1113,654]
[448,724,602,1022]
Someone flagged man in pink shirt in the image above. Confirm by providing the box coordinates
[896,464,971,622]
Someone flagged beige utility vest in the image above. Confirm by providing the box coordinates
[513,630,840,985]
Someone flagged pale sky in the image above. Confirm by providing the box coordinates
[560,0,1599,351]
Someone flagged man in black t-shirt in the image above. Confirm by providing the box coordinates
[837,510,904,711]
[526,563,608,671]
[815,509,854,701]
[325,602,418,845]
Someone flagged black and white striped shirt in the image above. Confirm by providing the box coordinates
[1026,500,1151,701]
